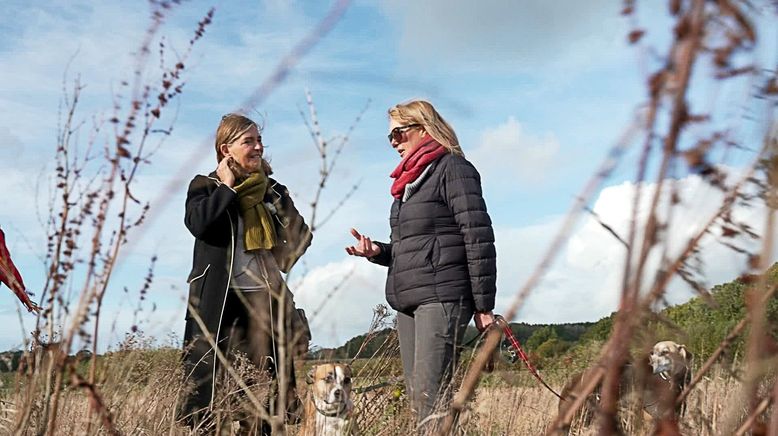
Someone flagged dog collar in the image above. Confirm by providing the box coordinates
[314,401,348,418]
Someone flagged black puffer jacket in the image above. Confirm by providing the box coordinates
[370,153,496,313]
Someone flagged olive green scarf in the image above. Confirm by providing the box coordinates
[234,170,276,251]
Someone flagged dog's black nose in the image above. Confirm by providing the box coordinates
[333,389,342,399]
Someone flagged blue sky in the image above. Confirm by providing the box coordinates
[0,1,776,351]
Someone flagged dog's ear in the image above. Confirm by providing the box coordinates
[678,344,693,363]
[306,367,315,385]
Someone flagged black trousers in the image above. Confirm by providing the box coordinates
[218,288,299,434]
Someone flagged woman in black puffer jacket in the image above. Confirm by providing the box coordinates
[345,100,496,427]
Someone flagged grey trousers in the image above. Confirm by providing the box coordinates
[397,300,474,424]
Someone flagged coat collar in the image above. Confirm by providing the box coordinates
[207,171,278,188]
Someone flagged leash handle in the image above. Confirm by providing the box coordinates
[493,315,564,400]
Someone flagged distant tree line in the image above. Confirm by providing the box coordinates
[4,264,775,370]
[307,263,778,368]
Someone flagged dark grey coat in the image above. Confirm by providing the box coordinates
[178,172,311,420]
[370,153,496,313]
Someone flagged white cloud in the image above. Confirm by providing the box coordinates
[292,257,389,348]
[0,167,51,246]
[502,171,774,324]
[290,171,774,347]
[0,3,156,125]
[380,0,628,73]
[469,116,561,185]
[0,303,185,352]
[5,169,769,352]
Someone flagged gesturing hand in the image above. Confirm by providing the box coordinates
[345,228,381,258]
[217,157,236,188]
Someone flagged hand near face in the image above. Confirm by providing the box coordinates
[345,228,381,258]
[217,157,236,188]
[227,156,250,180]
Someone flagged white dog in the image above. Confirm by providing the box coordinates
[299,363,359,436]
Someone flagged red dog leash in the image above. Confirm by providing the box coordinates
[493,315,563,400]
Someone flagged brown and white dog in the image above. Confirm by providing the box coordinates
[299,363,359,436]
[646,340,693,417]
[557,340,693,431]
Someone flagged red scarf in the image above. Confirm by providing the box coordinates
[390,138,447,199]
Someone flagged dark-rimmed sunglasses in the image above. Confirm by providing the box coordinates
[387,124,421,143]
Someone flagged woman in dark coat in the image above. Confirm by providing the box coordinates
[179,113,312,433]
[345,100,497,428]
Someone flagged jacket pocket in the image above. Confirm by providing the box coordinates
[186,264,210,318]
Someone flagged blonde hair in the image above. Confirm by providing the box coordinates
[215,113,272,173]
[388,100,463,156]
[215,113,255,162]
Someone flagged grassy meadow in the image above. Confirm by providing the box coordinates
[0,333,765,435]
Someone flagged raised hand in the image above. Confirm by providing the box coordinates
[217,156,236,188]
[345,228,381,258]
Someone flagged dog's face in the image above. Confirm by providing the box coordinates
[307,363,353,414]
[649,341,692,375]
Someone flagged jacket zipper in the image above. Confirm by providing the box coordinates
[394,199,401,301]
[396,199,403,240]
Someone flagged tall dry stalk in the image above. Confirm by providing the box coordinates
[5,3,213,434]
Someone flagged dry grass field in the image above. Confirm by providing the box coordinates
[462,370,746,436]
[0,345,762,435]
